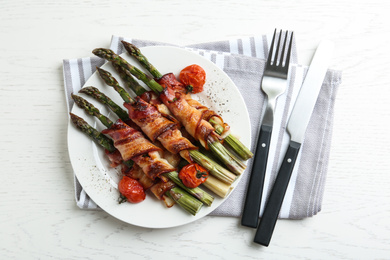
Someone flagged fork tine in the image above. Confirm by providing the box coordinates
[279,31,289,66]
[274,30,283,66]
[285,32,294,67]
[267,29,277,67]
[274,29,283,65]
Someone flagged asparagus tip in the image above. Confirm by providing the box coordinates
[71,93,87,109]
[92,48,103,57]
[69,112,79,122]
[121,40,140,54]
[93,48,117,61]
[79,86,97,94]
[96,66,105,73]
[96,67,119,86]
[69,112,87,130]
[70,93,81,104]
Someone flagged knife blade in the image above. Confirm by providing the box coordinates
[253,40,334,246]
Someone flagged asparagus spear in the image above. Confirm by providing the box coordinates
[112,62,148,96]
[166,187,202,216]
[122,41,253,161]
[93,49,245,175]
[71,94,214,206]
[79,86,129,121]
[95,67,237,184]
[70,111,114,151]
[121,42,162,79]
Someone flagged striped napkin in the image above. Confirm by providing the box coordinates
[63,34,342,219]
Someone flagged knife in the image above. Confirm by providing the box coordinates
[253,40,334,246]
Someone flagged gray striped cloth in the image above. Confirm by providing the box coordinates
[63,33,342,219]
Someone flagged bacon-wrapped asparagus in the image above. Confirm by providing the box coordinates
[92,48,246,176]
[71,94,214,206]
[69,112,203,215]
[94,68,237,190]
[70,113,171,205]
[121,41,253,161]
[79,86,181,167]
[78,86,233,198]
[101,120,174,180]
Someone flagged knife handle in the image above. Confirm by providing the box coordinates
[254,141,301,246]
[241,124,272,228]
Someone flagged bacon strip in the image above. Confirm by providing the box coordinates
[185,98,230,136]
[102,119,175,180]
[132,151,176,181]
[158,84,218,148]
[105,149,123,168]
[102,119,160,160]
[157,128,198,155]
[149,180,176,200]
[156,73,186,94]
[121,162,175,207]
[121,163,156,190]
[140,90,174,118]
[157,73,230,136]
[124,97,198,155]
[125,97,177,142]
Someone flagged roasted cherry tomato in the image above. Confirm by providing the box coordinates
[118,176,146,203]
[178,163,209,188]
[179,64,206,94]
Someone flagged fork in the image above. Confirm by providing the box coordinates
[241,29,294,228]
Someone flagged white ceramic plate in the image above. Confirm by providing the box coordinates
[67,46,251,228]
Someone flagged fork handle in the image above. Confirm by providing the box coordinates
[254,141,301,246]
[241,124,272,228]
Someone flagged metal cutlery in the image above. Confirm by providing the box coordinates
[241,29,294,228]
[254,40,334,246]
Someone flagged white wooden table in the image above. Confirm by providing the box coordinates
[1,0,389,259]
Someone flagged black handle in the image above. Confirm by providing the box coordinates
[254,141,301,246]
[241,125,272,228]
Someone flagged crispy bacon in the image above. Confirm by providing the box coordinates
[122,118,142,132]
[132,151,176,181]
[149,179,176,200]
[124,97,177,142]
[121,163,156,190]
[102,119,175,180]
[157,73,187,94]
[102,119,160,161]
[178,150,192,163]
[161,150,181,168]
[139,91,153,103]
[157,73,231,137]
[124,97,197,155]
[105,149,123,168]
[185,98,229,131]
[157,128,198,155]
[140,90,161,105]
[161,195,176,208]
[158,84,218,148]
[122,163,175,207]
[140,90,173,118]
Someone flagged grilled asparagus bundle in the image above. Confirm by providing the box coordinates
[93,47,249,176]
[78,85,234,198]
